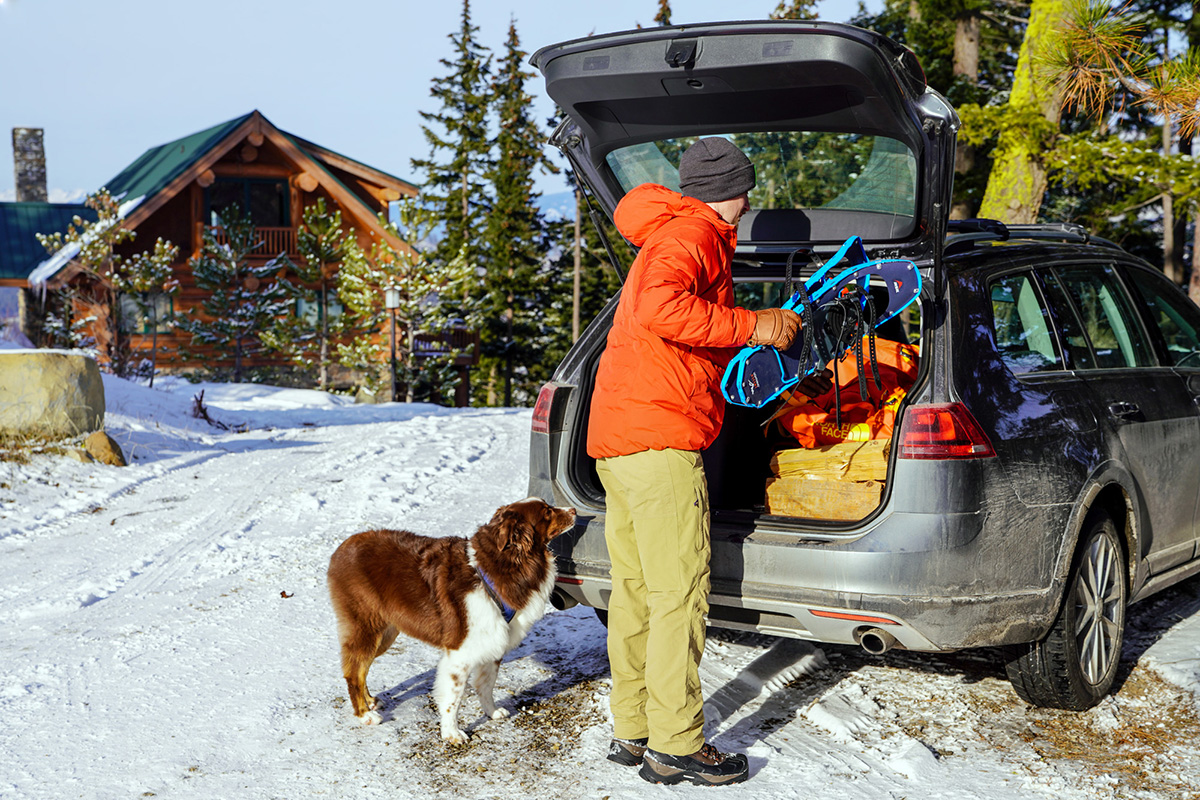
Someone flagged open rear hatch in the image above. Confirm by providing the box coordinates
[531,19,958,263]
[532,21,951,524]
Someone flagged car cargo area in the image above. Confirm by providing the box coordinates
[567,283,923,524]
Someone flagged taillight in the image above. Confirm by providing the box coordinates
[898,403,995,460]
[532,382,558,434]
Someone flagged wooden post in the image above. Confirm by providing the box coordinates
[389,307,398,402]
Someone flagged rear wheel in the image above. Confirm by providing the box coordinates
[1005,511,1127,710]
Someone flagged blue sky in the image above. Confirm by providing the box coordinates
[0,0,876,202]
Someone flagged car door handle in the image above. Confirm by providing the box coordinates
[1108,402,1140,419]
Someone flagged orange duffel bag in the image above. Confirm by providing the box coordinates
[773,337,919,448]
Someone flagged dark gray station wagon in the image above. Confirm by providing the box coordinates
[526,20,1200,710]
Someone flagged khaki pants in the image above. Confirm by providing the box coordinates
[595,448,710,756]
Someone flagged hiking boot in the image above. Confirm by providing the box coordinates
[607,736,648,766]
[640,743,750,786]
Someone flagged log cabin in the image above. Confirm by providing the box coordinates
[3,112,478,403]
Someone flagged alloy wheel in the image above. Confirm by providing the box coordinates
[1072,532,1124,686]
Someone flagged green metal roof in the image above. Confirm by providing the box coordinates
[287,133,418,193]
[15,111,416,284]
[103,112,256,201]
[0,201,96,281]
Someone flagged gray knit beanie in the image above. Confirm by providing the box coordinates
[678,138,756,202]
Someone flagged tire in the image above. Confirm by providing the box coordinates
[594,607,609,628]
[1005,511,1127,710]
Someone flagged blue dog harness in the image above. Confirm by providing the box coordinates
[476,566,516,624]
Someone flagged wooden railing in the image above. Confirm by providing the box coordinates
[209,226,297,258]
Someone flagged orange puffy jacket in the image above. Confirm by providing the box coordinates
[587,184,758,459]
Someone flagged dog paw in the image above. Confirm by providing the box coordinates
[441,728,469,746]
[358,710,383,726]
[490,708,510,720]
[368,696,380,711]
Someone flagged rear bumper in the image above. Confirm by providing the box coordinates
[551,567,1057,651]
[550,480,1072,652]
[533,414,1073,653]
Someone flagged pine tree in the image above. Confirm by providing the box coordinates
[328,236,390,397]
[411,0,494,270]
[1039,0,1200,283]
[36,288,93,351]
[481,20,559,407]
[956,0,1200,282]
[176,205,295,382]
[114,237,179,386]
[36,188,179,378]
[852,0,1025,218]
[264,198,356,390]
[975,0,1071,224]
[338,199,481,403]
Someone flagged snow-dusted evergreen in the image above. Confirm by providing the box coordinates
[479,20,558,407]
[411,0,493,273]
[262,198,359,391]
[34,189,179,379]
[338,199,480,403]
[175,205,294,383]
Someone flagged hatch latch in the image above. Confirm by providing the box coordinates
[665,39,697,68]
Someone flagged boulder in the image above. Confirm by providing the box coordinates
[83,430,126,466]
[0,351,105,440]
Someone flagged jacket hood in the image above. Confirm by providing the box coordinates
[614,183,736,249]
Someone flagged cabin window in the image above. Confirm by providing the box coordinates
[206,178,290,228]
[0,287,19,329]
[117,292,174,335]
[297,294,344,325]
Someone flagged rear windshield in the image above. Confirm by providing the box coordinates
[605,132,918,235]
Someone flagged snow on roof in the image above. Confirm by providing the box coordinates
[27,195,145,290]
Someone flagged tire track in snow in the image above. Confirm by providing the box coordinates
[0,408,534,799]
[0,409,530,626]
[0,449,228,547]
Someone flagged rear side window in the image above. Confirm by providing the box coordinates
[606,132,916,216]
[1123,267,1200,368]
[989,273,1061,373]
[1045,265,1153,369]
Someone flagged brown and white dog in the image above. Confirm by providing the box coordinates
[327,497,576,744]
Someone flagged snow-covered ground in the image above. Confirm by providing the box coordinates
[3,366,1200,799]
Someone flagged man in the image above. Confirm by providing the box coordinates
[587,137,811,786]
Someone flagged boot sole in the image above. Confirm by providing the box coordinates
[639,759,749,786]
[606,749,643,767]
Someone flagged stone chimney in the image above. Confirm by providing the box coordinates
[12,127,48,203]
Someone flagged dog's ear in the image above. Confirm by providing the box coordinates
[495,508,536,555]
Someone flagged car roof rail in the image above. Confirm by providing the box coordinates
[945,218,1121,254]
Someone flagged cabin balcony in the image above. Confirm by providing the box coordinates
[208,226,298,259]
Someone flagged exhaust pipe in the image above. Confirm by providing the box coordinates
[857,627,898,655]
[549,588,579,611]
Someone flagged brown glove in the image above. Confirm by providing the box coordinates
[748,307,801,349]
